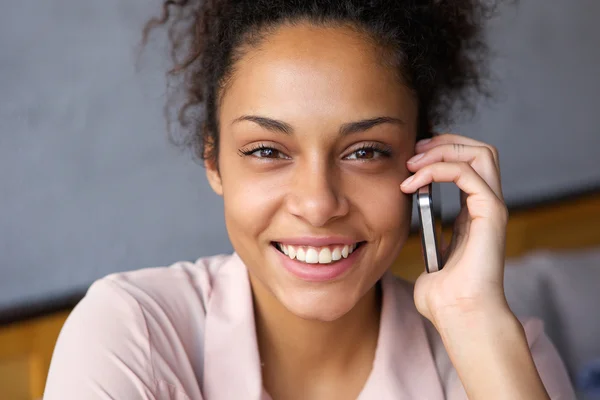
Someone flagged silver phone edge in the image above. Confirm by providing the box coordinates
[417,185,441,273]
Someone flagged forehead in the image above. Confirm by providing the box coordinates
[220,22,417,126]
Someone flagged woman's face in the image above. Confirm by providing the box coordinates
[207,22,418,321]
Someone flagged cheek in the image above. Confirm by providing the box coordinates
[349,175,412,275]
[348,171,412,238]
[220,162,287,244]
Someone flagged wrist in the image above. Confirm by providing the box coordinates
[430,295,512,331]
[433,302,519,354]
[434,306,549,399]
[434,303,521,353]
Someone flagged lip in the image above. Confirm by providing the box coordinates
[273,236,361,247]
[272,242,364,282]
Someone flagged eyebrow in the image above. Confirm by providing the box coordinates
[231,115,405,136]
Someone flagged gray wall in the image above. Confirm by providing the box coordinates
[1,0,599,311]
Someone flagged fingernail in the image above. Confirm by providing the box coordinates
[407,153,424,164]
[417,138,431,146]
[401,175,415,186]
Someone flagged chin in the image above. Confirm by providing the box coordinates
[274,282,363,322]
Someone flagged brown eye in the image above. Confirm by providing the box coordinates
[355,148,375,159]
[344,145,391,161]
[256,148,278,158]
[239,145,290,160]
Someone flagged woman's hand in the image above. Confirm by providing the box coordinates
[400,133,510,328]
[400,134,550,399]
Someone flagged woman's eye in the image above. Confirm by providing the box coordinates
[240,146,290,159]
[345,147,388,160]
[254,148,278,158]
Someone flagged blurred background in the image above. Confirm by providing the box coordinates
[1,0,599,399]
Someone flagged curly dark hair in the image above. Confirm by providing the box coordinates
[143,0,498,165]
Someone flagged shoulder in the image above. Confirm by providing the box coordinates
[77,253,233,337]
[96,253,232,315]
[45,253,235,399]
[83,252,236,359]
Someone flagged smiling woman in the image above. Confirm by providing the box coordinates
[43,1,575,400]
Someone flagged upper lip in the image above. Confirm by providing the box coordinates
[273,236,362,247]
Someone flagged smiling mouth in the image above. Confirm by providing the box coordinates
[271,241,366,264]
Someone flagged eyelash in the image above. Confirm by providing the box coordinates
[238,144,290,159]
[346,143,393,160]
[238,142,393,161]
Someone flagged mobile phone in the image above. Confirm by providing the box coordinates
[416,183,443,273]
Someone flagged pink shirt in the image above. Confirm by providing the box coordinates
[44,253,575,399]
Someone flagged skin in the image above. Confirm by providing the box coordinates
[206,22,549,400]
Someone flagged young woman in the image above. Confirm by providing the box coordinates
[44,1,575,399]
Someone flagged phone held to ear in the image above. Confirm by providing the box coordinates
[416,183,443,273]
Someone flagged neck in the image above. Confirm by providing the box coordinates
[250,275,382,394]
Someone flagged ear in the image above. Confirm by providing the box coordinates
[205,158,223,196]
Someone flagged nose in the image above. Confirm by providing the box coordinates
[286,161,349,227]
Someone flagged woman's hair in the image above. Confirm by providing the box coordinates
[143,0,498,165]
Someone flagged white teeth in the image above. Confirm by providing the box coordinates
[318,248,332,264]
[296,248,306,262]
[341,245,349,258]
[305,248,319,264]
[277,242,361,264]
[331,248,342,261]
[288,246,296,259]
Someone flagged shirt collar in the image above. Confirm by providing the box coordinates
[203,253,444,400]
[358,271,444,399]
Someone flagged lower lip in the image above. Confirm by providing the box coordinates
[273,244,363,282]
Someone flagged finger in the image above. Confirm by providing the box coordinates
[402,162,508,278]
[416,133,501,171]
[407,143,503,201]
[401,161,507,223]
